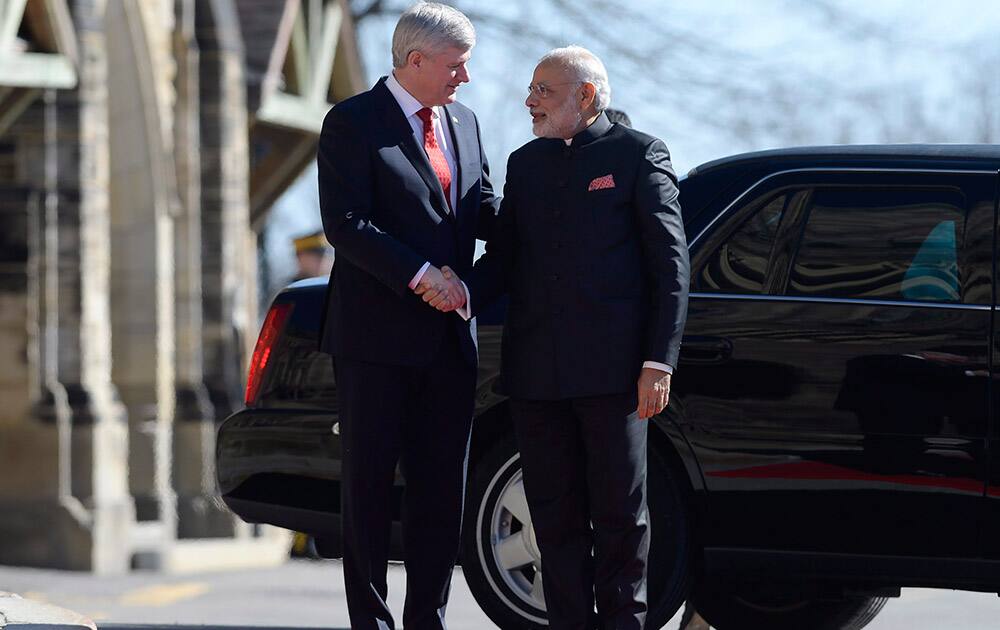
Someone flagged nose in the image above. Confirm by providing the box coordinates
[458,65,470,84]
[525,92,538,108]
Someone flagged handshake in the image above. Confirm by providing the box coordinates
[413,265,466,313]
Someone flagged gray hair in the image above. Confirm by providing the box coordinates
[538,45,611,111]
[392,3,476,68]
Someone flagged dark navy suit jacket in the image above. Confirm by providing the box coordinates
[317,77,499,366]
[467,113,690,399]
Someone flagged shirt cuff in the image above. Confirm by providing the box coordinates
[643,361,673,374]
[408,261,431,290]
[455,281,472,321]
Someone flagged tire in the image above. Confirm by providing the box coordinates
[460,433,692,629]
[692,581,888,630]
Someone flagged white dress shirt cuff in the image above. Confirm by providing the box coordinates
[408,261,431,290]
[456,281,472,321]
[643,361,673,374]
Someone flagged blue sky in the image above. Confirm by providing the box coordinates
[261,0,1000,301]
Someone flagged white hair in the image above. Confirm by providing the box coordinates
[391,2,476,68]
[538,45,611,112]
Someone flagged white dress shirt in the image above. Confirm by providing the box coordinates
[387,71,459,210]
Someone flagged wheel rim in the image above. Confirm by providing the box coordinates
[476,452,548,624]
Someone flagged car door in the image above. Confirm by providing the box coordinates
[675,168,994,557]
[983,169,1000,560]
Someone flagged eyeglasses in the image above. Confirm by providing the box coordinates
[527,81,583,98]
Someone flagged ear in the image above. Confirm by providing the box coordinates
[579,82,597,108]
[407,49,424,69]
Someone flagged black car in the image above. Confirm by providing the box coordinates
[217,145,1000,630]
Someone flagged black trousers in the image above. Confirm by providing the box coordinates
[510,393,650,630]
[333,328,475,630]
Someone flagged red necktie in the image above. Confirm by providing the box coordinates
[416,107,452,214]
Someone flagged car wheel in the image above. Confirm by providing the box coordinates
[693,582,888,630]
[461,434,692,629]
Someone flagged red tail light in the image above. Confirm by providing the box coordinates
[245,303,293,406]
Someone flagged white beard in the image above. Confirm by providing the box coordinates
[532,96,584,139]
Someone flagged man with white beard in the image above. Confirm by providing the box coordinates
[418,46,690,630]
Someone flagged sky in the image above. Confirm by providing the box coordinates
[261,0,1000,305]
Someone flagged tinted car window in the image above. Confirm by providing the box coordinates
[787,188,965,303]
[694,193,786,294]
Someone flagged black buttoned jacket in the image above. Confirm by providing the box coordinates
[316,78,500,366]
[468,113,690,399]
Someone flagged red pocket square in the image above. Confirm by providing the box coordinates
[588,174,616,191]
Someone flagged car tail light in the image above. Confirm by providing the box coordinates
[245,302,293,406]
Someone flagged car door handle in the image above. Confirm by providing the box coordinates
[680,336,734,365]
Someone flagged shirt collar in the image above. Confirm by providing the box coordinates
[386,71,439,122]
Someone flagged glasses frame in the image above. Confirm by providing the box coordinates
[526,81,584,98]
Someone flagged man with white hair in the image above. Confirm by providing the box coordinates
[421,45,689,629]
[316,3,499,629]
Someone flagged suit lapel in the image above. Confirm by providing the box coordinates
[443,104,475,215]
[375,80,452,223]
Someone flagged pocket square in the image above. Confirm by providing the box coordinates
[588,174,616,191]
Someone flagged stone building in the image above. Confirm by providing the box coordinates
[0,0,363,573]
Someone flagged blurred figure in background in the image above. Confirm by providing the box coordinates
[292,230,334,281]
[604,107,633,127]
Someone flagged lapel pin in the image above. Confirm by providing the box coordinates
[452,116,459,124]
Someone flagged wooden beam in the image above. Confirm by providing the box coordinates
[328,0,365,103]
[261,0,299,99]
[0,86,40,135]
[0,51,75,87]
[307,0,320,68]
[0,0,28,53]
[249,129,317,230]
[307,0,340,105]
[256,90,327,134]
[23,0,78,63]
[288,5,309,95]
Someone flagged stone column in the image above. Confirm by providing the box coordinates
[171,0,233,538]
[103,0,178,562]
[196,0,256,423]
[0,0,134,574]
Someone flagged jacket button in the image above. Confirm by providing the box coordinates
[550,274,559,281]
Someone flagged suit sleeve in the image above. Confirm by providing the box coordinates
[634,139,690,370]
[474,114,501,242]
[466,154,517,316]
[317,107,426,296]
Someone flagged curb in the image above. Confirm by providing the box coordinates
[0,592,96,630]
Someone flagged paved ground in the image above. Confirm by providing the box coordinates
[0,559,998,629]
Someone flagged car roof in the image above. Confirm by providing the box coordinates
[689,144,1000,177]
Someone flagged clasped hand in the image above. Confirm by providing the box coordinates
[414,265,465,312]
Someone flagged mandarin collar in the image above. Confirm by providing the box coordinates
[569,111,612,147]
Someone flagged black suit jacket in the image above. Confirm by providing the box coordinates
[468,113,689,399]
[317,77,499,366]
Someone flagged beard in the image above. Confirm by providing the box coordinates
[532,96,584,139]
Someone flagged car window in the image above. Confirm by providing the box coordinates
[786,187,965,303]
[693,193,786,294]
